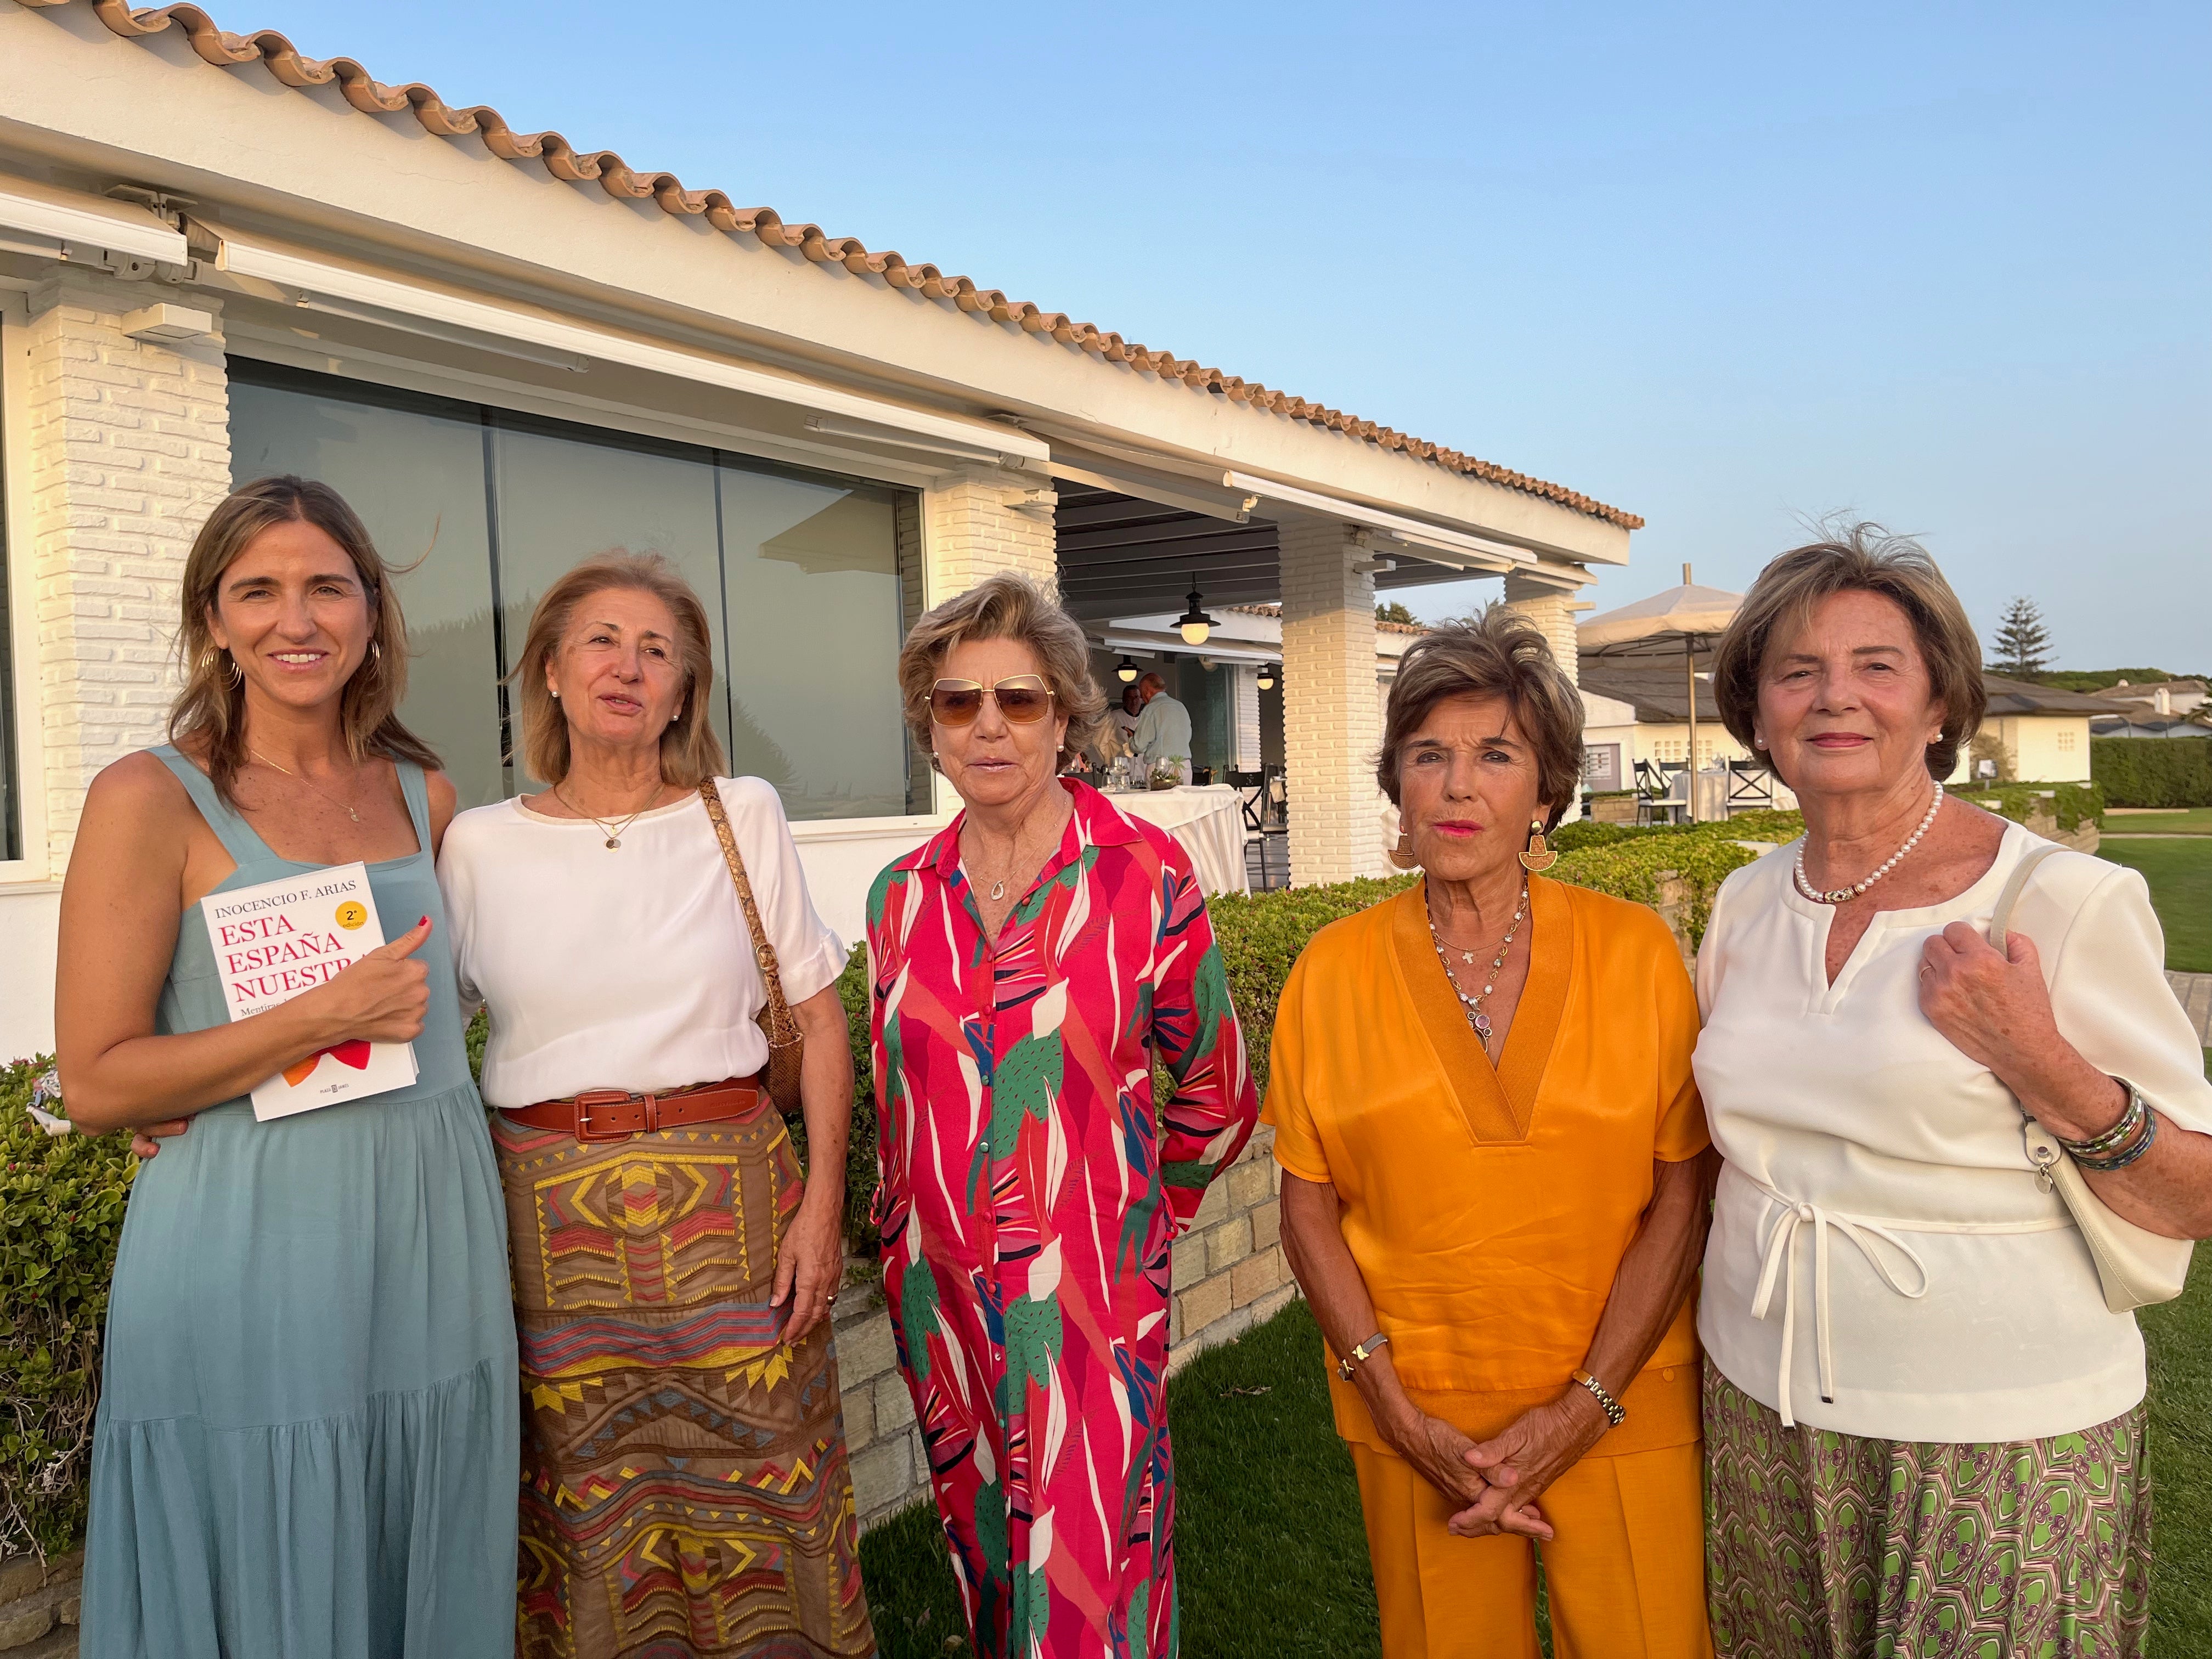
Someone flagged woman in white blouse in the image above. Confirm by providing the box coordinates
[1692,526,2212,1659]
[438,551,874,1657]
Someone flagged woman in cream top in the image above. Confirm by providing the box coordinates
[437,551,874,1657]
[1690,527,2212,1659]
[1697,819,2209,1441]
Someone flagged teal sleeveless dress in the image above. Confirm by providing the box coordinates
[81,748,520,1659]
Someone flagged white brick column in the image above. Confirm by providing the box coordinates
[1278,519,1385,884]
[24,276,230,871]
[922,466,1056,602]
[1502,572,1580,688]
[1504,571,1586,823]
[919,467,1057,811]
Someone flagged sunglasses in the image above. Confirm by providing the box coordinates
[929,676,1056,726]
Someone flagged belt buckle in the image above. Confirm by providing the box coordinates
[572,1088,640,1144]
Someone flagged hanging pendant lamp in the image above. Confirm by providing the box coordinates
[1176,575,1216,647]
[1116,655,1139,683]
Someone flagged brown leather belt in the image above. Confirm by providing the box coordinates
[500,1075,764,1143]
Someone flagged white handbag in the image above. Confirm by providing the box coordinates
[1991,843,2193,1313]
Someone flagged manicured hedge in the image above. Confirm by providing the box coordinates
[2094,738,2212,809]
[2,814,1766,1561]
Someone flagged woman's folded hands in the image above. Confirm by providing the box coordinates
[1446,1391,1610,1540]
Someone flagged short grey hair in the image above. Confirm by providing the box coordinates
[897,574,1108,770]
[1376,605,1585,830]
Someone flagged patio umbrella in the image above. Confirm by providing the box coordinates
[1578,564,1743,821]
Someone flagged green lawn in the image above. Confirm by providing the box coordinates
[2101,837,2212,972]
[2105,808,2212,836]
[860,1300,1383,1659]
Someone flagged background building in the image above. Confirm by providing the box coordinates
[0,0,1639,1055]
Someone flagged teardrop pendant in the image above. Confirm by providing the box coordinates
[990,879,1006,901]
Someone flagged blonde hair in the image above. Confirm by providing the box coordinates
[1711,523,1986,779]
[512,551,726,787]
[170,476,438,808]
[1376,606,1585,831]
[896,574,1107,770]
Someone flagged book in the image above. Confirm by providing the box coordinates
[200,861,418,1121]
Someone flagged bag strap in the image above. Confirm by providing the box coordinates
[1988,842,2064,955]
[698,781,798,1040]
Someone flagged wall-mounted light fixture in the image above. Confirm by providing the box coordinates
[1256,664,1278,692]
[1176,577,1216,647]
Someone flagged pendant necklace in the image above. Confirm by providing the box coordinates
[556,782,662,850]
[251,748,362,823]
[1427,879,1529,1051]
[1793,781,1945,905]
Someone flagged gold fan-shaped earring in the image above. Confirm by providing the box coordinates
[1387,829,1419,871]
[1519,819,1558,873]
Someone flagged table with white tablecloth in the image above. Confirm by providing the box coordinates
[1102,785,1251,896]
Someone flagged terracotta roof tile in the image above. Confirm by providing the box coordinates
[15,0,1642,531]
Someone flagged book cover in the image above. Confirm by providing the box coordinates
[200,861,418,1121]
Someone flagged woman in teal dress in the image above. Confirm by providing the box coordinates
[55,476,518,1657]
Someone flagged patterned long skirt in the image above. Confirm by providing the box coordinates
[1704,1361,2150,1659]
[495,1096,874,1657]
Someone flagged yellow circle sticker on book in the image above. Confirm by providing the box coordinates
[334,900,368,930]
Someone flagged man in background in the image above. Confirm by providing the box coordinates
[1132,672,1192,782]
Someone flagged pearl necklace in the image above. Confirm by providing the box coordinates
[1427,881,1528,1051]
[1793,782,1945,905]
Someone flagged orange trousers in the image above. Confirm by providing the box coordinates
[1348,1439,1713,1659]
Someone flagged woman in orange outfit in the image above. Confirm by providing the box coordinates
[1269,610,1718,1659]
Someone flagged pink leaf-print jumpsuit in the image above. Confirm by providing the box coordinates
[866,781,1259,1658]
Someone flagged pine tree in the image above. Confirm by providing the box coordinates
[1991,596,2053,679]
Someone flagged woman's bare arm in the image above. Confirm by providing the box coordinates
[1448,1149,1718,1535]
[772,982,856,1343]
[1279,1171,1538,1532]
[58,756,436,1137]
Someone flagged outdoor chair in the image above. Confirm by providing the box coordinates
[1724,759,1776,816]
[1634,759,1688,826]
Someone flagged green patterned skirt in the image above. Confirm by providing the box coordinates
[1704,1360,2151,1659]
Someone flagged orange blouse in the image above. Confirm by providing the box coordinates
[1265,877,1710,1456]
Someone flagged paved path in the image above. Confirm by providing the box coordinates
[2168,972,2212,1046]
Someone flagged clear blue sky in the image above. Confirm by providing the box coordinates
[235,2,2208,671]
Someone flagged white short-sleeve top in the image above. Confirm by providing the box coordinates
[437,776,845,1109]
[1694,821,2212,1443]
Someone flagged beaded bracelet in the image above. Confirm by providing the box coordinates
[2075,1102,2159,1172]
[2056,1082,2146,1159]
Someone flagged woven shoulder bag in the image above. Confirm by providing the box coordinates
[699,780,805,1120]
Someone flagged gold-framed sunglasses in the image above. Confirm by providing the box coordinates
[929,675,1056,726]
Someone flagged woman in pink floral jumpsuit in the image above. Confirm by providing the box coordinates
[867,575,1258,1658]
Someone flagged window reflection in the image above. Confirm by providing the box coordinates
[228,366,503,808]
[228,362,917,821]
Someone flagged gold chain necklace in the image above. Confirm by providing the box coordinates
[1427,880,1530,1052]
[250,748,364,824]
[555,781,665,850]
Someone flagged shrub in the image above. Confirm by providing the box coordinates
[2093,738,2212,809]
[1,1057,136,1559]
[1553,809,1803,856]
[1551,834,1763,948]
[1958,781,2106,833]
